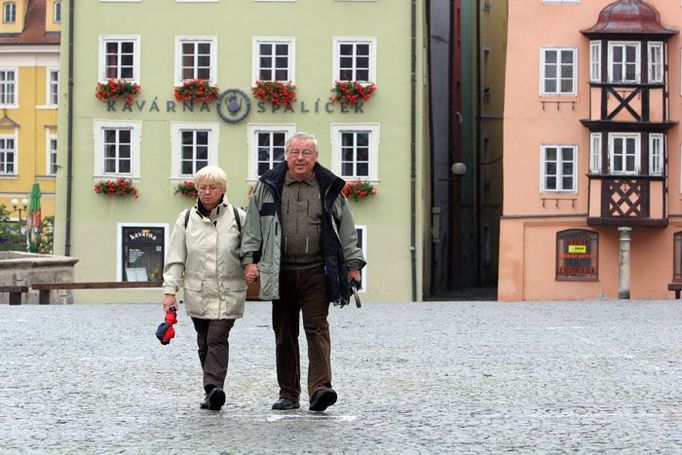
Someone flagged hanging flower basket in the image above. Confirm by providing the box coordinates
[252,80,297,107]
[342,180,377,202]
[174,180,198,199]
[95,79,141,107]
[94,177,138,198]
[330,81,377,107]
[174,80,220,103]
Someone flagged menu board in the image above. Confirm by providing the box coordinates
[556,229,598,281]
[121,226,165,281]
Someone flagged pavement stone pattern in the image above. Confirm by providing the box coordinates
[0,300,681,454]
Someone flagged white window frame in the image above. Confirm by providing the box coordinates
[99,35,141,82]
[174,36,217,86]
[330,123,380,182]
[590,133,602,174]
[169,122,219,180]
[0,68,17,107]
[649,133,664,176]
[332,37,377,84]
[589,41,601,82]
[53,0,61,23]
[46,132,57,176]
[252,37,296,83]
[46,68,59,107]
[608,133,640,175]
[608,41,640,84]
[116,223,168,283]
[540,47,577,96]
[3,2,15,23]
[0,133,17,176]
[540,144,577,193]
[246,123,295,181]
[355,225,368,292]
[93,120,141,179]
[648,42,663,83]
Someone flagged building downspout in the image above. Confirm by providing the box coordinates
[410,0,417,301]
[474,0,482,284]
[65,0,74,255]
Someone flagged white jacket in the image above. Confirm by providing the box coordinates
[163,200,246,320]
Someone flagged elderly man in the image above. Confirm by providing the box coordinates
[241,132,365,412]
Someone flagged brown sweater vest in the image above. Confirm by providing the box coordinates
[280,175,324,269]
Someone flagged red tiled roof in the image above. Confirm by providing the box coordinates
[0,0,60,45]
[582,0,677,38]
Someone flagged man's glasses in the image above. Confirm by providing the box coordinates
[287,148,315,158]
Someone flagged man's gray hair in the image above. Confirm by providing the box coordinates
[286,132,319,155]
[194,165,228,190]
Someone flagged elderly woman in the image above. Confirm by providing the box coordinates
[162,165,246,411]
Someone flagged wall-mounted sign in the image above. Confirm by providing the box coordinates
[556,229,598,281]
[217,89,251,123]
[121,226,165,282]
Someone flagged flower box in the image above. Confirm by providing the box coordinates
[95,79,141,107]
[94,178,138,198]
[342,180,377,201]
[174,80,220,104]
[174,181,198,199]
[331,81,377,107]
[252,80,297,107]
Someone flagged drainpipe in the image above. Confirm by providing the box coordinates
[65,0,74,256]
[410,0,417,301]
[618,227,631,299]
[474,0,482,285]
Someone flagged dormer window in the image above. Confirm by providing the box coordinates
[608,42,640,84]
[54,1,61,24]
[3,2,16,24]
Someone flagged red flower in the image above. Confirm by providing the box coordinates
[252,80,297,107]
[95,80,141,107]
[331,81,376,107]
[94,178,139,198]
[342,180,377,202]
[174,80,220,103]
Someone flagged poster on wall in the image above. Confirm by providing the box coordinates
[556,229,598,281]
[121,226,165,282]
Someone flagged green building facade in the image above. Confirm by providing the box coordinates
[55,0,429,303]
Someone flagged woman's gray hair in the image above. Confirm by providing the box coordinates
[194,165,228,190]
[286,132,319,155]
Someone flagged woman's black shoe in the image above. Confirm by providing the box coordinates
[309,388,337,412]
[200,387,226,411]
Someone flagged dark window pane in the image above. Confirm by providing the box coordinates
[356,57,369,68]
[260,44,272,55]
[342,148,354,161]
[119,145,131,158]
[196,132,208,145]
[196,147,208,161]
[119,159,131,173]
[182,161,193,175]
[356,44,369,55]
[258,133,270,147]
[342,133,354,147]
[546,176,556,189]
[339,69,353,80]
[119,130,131,143]
[357,163,368,176]
[275,44,288,55]
[105,159,116,173]
[545,148,557,160]
[275,70,288,81]
[340,44,353,55]
[196,161,207,172]
[182,146,193,160]
[340,57,353,69]
[198,43,210,54]
[105,145,116,158]
[342,163,353,176]
[546,162,557,175]
[273,148,284,161]
[562,177,572,190]
[197,56,211,67]
[197,68,210,80]
[258,163,269,175]
[357,133,369,147]
[258,148,270,161]
[356,70,369,81]
[273,133,285,146]
[357,147,369,161]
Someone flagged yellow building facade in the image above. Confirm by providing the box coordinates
[0,0,60,220]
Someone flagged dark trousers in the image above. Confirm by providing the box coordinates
[191,317,235,393]
[273,267,331,401]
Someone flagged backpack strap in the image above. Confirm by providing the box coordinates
[233,205,241,233]
[183,208,192,229]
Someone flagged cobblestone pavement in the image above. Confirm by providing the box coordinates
[1,300,681,454]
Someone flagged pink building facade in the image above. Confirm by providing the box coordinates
[499,0,682,300]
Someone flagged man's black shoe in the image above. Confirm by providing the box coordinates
[200,387,226,411]
[271,398,300,410]
[309,387,337,412]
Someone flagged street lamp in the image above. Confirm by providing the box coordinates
[10,198,29,221]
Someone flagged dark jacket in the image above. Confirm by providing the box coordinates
[241,161,365,304]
